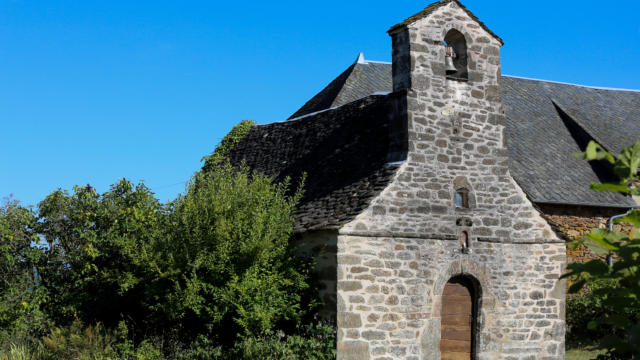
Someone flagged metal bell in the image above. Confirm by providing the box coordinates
[445,46,457,75]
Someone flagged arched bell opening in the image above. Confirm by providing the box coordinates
[440,275,479,360]
[444,29,468,81]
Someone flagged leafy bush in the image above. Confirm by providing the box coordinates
[0,197,49,347]
[1,319,164,360]
[567,279,640,346]
[0,120,336,359]
[158,162,307,342]
[566,140,640,357]
[231,324,336,360]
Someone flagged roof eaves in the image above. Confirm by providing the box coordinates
[533,199,636,209]
[283,92,392,124]
[281,106,340,123]
[387,0,504,46]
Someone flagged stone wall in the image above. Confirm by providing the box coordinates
[335,2,566,359]
[336,234,566,360]
[537,203,633,264]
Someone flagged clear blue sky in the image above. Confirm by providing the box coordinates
[2,0,639,207]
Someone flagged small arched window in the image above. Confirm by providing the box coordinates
[444,29,468,81]
[453,176,475,210]
[455,189,469,208]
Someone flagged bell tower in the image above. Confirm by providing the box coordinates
[385,0,510,236]
[336,2,564,359]
[388,0,504,94]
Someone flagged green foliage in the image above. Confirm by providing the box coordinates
[171,324,336,360]
[567,279,640,344]
[0,197,49,346]
[1,319,164,360]
[0,343,45,360]
[576,140,640,194]
[36,180,168,329]
[566,140,640,357]
[201,120,255,173]
[160,162,308,341]
[0,119,336,359]
[230,324,336,360]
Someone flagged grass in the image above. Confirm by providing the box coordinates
[565,344,606,360]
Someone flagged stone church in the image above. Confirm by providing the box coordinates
[224,0,640,359]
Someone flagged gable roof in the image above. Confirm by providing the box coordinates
[227,94,401,233]
[289,55,392,119]
[388,0,504,45]
[286,58,639,208]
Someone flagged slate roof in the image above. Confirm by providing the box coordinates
[289,55,392,119]
[227,94,401,233]
[284,58,639,209]
[501,76,639,207]
[387,0,504,45]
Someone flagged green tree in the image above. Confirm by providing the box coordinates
[565,140,640,358]
[0,119,336,358]
[158,162,309,346]
[0,197,48,344]
[36,180,168,330]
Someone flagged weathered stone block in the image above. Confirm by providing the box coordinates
[339,313,363,328]
[362,330,386,341]
[337,341,370,360]
[339,281,363,291]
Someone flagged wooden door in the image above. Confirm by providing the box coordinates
[440,277,475,360]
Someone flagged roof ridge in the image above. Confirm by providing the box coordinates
[362,59,392,65]
[328,61,639,92]
[503,75,640,93]
[333,62,367,107]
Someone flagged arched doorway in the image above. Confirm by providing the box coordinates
[440,276,477,360]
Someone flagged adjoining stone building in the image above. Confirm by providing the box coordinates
[224,1,640,359]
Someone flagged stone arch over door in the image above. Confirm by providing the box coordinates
[421,260,495,360]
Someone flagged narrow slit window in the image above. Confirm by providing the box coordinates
[460,231,470,250]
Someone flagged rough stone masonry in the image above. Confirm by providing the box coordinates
[329,1,567,359]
